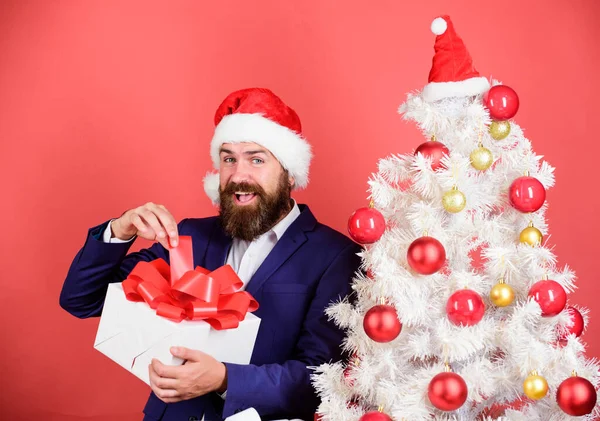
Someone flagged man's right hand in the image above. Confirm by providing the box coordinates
[111,202,179,249]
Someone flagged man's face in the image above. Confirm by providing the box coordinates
[218,142,295,241]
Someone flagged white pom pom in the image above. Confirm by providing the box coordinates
[203,171,221,204]
[431,17,447,35]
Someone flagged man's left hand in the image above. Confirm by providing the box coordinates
[149,346,228,403]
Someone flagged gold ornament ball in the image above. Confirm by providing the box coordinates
[489,120,511,140]
[490,282,515,307]
[443,189,466,213]
[520,226,543,246]
[470,147,494,171]
[523,373,549,400]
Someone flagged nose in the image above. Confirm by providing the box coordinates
[229,160,253,184]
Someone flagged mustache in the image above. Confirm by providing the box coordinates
[221,181,265,196]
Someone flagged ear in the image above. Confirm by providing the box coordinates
[288,175,296,189]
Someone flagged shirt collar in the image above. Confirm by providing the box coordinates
[270,199,301,240]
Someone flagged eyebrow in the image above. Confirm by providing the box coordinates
[219,148,269,156]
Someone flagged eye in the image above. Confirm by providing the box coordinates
[252,158,264,164]
[223,157,235,163]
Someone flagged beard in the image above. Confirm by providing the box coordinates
[219,171,292,241]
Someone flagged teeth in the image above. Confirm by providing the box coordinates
[235,192,253,195]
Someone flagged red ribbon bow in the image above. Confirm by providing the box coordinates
[122,236,258,329]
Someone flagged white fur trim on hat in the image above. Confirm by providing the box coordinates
[203,171,220,204]
[422,76,490,102]
[210,113,312,188]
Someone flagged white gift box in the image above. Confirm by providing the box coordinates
[94,283,261,386]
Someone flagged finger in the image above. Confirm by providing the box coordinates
[130,213,151,238]
[155,388,180,399]
[150,381,180,402]
[151,358,168,378]
[148,362,163,384]
[157,396,181,404]
[170,346,206,362]
[149,361,180,389]
[148,366,163,400]
[154,375,179,390]
[151,358,182,379]
[138,210,170,249]
[153,205,179,247]
[139,208,167,240]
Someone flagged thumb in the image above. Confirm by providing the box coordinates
[170,346,204,361]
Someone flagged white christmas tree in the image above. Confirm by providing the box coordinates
[313,15,600,421]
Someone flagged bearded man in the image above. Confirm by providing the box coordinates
[60,88,361,421]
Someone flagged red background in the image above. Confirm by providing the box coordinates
[1,1,599,419]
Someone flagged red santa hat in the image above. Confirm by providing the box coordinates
[203,88,312,203]
[422,15,490,102]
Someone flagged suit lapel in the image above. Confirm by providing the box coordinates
[203,220,232,271]
[245,205,316,296]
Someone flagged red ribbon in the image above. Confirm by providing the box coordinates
[122,236,258,329]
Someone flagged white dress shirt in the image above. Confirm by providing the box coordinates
[223,201,300,287]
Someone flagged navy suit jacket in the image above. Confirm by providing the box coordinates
[60,205,361,421]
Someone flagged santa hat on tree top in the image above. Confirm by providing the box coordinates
[421,15,490,102]
[203,88,312,203]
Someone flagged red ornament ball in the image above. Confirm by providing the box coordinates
[363,305,402,343]
[509,176,546,213]
[558,306,585,340]
[348,207,386,244]
[557,376,597,416]
[428,371,469,411]
[415,140,450,171]
[446,289,486,326]
[483,85,520,120]
[528,280,567,317]
[359,411,393,421]
[407,236,446,275]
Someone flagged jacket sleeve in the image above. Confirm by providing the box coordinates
[58,219,181,319]
[222,242,361,420]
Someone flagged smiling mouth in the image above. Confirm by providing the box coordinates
[234,192,257,204]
